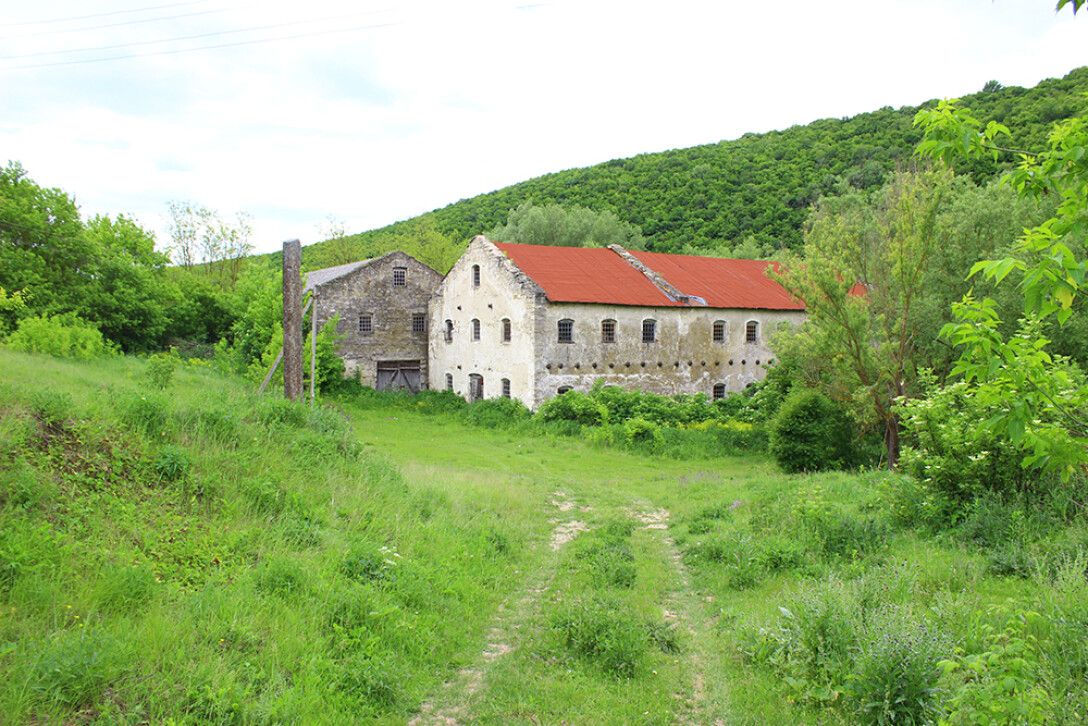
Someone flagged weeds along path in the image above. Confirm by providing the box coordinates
[634,503,728,725]
[410,491,591,726]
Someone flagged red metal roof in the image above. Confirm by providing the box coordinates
[493,241,804,310]
[631,251,804,311]
[493,242,675,306]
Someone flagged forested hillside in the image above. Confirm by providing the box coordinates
[332,67,1088,255]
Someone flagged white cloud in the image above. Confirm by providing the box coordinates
[0,0,1085,254]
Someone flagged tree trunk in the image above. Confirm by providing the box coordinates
[884,415,900,470]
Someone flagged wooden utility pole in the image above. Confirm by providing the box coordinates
[309,291,317,406]
[282,239,303,401]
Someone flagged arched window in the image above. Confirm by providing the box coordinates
[444,319,453,343]
[501,378,511,398]
[445,373,453,391]
[469,374,483,401]
[471,318,481,341]
[601,319,616,343]
[557,318,574,343]
[745,320,759,344]
[557,386,573,395]
[712,383,726,400]
[713,320,727,343]
[642,319,657,343]
[501,318,511,342]
[472,264,481,288]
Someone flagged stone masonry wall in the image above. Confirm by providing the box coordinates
[314,252,441,388]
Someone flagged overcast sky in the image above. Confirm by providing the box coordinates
[1,0,1085,254]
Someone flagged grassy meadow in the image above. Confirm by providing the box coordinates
[2,349,1087,723]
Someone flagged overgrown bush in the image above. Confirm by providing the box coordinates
[5,314,113,360]
[461,396,530,428]
[769,389,856,473]
[143,349,179,390]
[851,622,946,725]
[899,379,1034,503]
[154,444,191,482]
[538,390,608,426]
[623,417,663,451]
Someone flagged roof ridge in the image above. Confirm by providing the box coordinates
[606,245,707,306]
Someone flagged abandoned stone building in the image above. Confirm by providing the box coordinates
[427,236,806,409]
[305,251,441,391]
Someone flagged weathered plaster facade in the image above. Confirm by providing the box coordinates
[429,236,806,409]
[428,237,541,405]
[309,251,441,390]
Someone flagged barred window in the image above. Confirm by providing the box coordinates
[472,318,481,341]
[713,383,726,400]
[501,378,511,398]
[713,320,727,343]
[412,313,426,334]
[746,320,759,344]
[601,319,616,343]
[392,267,407,287]
[358,313,373,336]
[502,318,511,342]
[445,373,453,391]
[557,318,574,344]
[642,319,657,343]
[472,264,481,287]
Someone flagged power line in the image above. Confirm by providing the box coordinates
[3,6,235,41]
[1,19,401,70]
[0,8,395,59]
[0,2,206,28]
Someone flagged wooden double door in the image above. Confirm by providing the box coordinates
[376,360,422,393]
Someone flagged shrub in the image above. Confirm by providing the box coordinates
[340,542,398,584]
[337,652,403,710]
[770,389,856,473]
[143,350,179,390]
[850,623,945,725]
[408,389,466,414]
[461,396,531,428]
[552,596,648,678]
[154,444,191,482]
[898,379,1036,503]
[623,417,663,451]
[6,314,112,360]
[537,391,608,427]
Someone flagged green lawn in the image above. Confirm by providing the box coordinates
[1,350,1085,724]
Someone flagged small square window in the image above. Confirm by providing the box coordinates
[601,319,616,343]
[713,383,726,400]
[412,313,426,334]
[358,314,373,336]
[392,267,407,287]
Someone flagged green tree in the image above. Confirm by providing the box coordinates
[487,201,645,249]
[772,169,952,467]
[914,96,1088,479]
